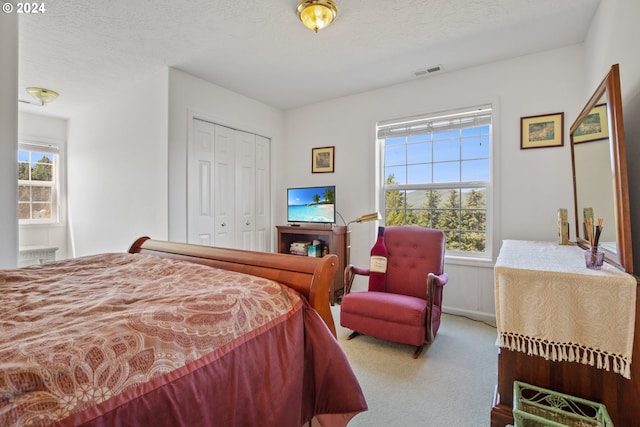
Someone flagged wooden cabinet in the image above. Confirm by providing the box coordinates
[276,225,347,304]
[491,240,639,427]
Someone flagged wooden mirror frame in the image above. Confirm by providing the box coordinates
[570,64,633,273]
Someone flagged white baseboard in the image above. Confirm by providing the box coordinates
[443,305,496,327]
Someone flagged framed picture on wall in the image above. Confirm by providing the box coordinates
[520,112,564,149]
[572,104,609,143]
[312,146,335,173]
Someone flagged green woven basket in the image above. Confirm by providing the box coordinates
[513,381,613,427]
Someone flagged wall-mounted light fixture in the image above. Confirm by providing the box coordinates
[297,0,338,32]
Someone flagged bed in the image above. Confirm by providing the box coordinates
[0,237,367,427]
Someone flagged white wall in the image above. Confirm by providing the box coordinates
[18,112,70,259]
[67,69,169,256]
[0,12,18,268]
[167,68,284,244]
[283,45,585,323]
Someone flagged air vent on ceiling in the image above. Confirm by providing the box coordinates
[414,64,443,77]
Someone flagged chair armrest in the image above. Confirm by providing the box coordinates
[343,265,370,295]
[425,272,448,342]
[432,272,448,288]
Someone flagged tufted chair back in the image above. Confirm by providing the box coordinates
[385,226,445,301]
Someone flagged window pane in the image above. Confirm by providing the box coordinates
[18,150,29,162]
[461,125,489,137]
[461,209,487,231]
[385,166,405,185]
[405,189,425,208]
[31,161,52,182]
[32,203,51,219]
[18,161,30,180]
[433,140,460,162]
[461,159,490,181]
[442,189,461,209]
[462,188,486,208]
[385,144,406,166]
[407,142,431,164]
[433,162,460,183]
[18,185,30,202]
[32,186,51,202]
[385,189,406,209]
[461,231,486,252]
[385,136,405,146]
[18,203,31,220]
[385,209,405,226]
[433,130,459,140]
[445,230,461,250]
[407,134,431,143]
[407,164,431,184]
[406,209,425,226]
[461,135,490,159]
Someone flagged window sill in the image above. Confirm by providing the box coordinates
[445,254,494,268]
[19,222,63,228]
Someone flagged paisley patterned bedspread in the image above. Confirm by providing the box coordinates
[0,253,366,427]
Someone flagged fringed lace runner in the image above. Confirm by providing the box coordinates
[494,240,637,379]
[496,332,632,379]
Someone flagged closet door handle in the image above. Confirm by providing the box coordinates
[221,222,227,227]
[245,221,251,226]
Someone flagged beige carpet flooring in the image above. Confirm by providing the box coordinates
[332,306,498,426]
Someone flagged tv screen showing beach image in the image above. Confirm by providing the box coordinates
[287,186,335,223]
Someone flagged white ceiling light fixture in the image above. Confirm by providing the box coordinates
[297,0,338,33]
[26,87,59,106]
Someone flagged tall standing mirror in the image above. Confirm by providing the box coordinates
[570,64,633,273]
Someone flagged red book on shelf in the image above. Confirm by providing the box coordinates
[368,226,387,292]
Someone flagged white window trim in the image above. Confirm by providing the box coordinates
[375,104,495,262]
[18,139,63,226]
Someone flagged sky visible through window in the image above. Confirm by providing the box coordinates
[384,126,490,185]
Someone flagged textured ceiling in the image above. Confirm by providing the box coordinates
[18,0,600,117]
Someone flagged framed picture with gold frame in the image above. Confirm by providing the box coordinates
[312,146,334,173]
[572,104,609,144]
[520,112,564,149]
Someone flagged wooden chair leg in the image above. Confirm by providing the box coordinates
[413,344,425,359]
[347,331,360,340]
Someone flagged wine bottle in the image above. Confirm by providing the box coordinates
[368,226,387,292]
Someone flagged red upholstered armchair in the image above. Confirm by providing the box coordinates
[340,226,448,358]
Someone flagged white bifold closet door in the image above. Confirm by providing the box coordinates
[188,118,270,251]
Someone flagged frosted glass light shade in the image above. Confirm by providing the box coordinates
[297,0,338,32]
[26,87,59,105]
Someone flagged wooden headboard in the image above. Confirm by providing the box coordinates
[129,237,338,336]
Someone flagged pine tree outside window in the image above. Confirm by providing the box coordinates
[376,105,492,257]
[18,144,59,224]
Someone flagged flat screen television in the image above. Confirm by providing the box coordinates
[287,185,336,224]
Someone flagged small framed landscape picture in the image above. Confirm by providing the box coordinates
[573,104,609,144]
[312,146,335,173]
[520,112,564,149]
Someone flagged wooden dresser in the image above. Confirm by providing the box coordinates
[491,240,639,426]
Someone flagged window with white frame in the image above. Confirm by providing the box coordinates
[18,143,59,224]
[377,105,492,256]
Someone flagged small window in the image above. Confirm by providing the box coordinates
[377,105,492,257]
[18,144,59,224]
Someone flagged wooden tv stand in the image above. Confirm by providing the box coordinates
[276,225,347,304]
